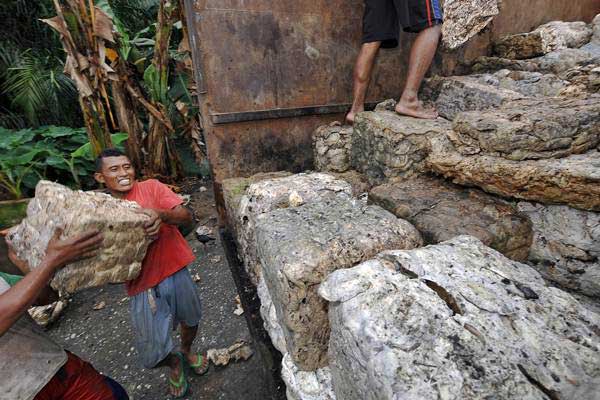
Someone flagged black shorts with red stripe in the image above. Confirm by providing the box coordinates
[362,0,444,48]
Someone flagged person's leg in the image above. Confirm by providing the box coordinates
[180,322,198,356]
[346,41,381,125]
[156,353,187,397]
[395,24,441,119]
[171,267,207,373]
[347,0,400,124]
[129,287,187,397]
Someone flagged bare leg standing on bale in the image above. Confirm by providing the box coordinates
[395,25,442,119]
[345,41,381,125]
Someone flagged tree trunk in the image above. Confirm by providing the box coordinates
[177,0,206,166]
[111,61,145,172]
[45,0,116,157]
[80,95,113,157]
[145,0,182,179]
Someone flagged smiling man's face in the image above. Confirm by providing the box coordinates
[94,155,136,197]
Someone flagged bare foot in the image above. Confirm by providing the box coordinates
[345,111,357,125]
[185,352,209,375]
[345,105,364,125]
[395,99,438,119]
[168,356,187,397]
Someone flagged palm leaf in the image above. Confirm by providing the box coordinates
[1,50,79,127]
[3,52,48,125]
[0,106,26,129]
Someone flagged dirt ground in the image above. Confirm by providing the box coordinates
[46,180,279,400]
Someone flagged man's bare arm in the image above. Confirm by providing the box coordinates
[137,205,193,239]
[0,229,103,335]
[7,242,58,306]
[155,205,193,226]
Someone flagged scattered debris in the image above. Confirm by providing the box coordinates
[210,255,222,264]
[233,295,244,316]
[192,273,202,283]
[180,194,192,206]
[199,186,207,192]
[288,191,305,207]
[93,301,106,310]
[29,300,67,327]
[207,340,254,366]
[233,307,244,316]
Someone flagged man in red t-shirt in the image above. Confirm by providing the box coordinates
[94,148,207,398]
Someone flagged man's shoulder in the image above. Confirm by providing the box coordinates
[134,178,167,193]
[137,178,161,188]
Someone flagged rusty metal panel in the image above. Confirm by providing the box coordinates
[188,0,412,114]
[185,0,600,189]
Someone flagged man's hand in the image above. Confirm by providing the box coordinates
[44,228,104,269]
[136,208,162,240]
[0,228,103,335]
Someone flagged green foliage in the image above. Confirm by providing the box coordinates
[0,1,82,129]
[0,0,57,53]
[1,0,202,179]
[108,0,160,34]
[0,126,128,199]
[107,0,196,139]
[1,51,79,128]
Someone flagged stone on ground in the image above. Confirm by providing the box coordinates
[559,64,600,95]
[257,276,287,354]
[470,45,599,75]
[328,170,372,197]
[441,0,499,50]
[259,275,336,400]
[222,171,292,236]
[422,75,524,120]
[255,193,422,370]
[351,111,452,184]
[426,136,600,211]
[369,176,532,261]
[470,56,540,74]
[313,122,353,173]
[450,96,600,160]
[319,236,600,400]
[481,69,569,97]
[236,173,353,285]
[494,20,592,59]
[593,14,600,43]
[281,354,335,400]
[518,202,600,297]
[7,181,151,293]
[536,47,600,74]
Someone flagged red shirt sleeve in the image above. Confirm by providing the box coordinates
[150,179,184,210]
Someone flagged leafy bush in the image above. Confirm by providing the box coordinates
[0,126,127,199]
